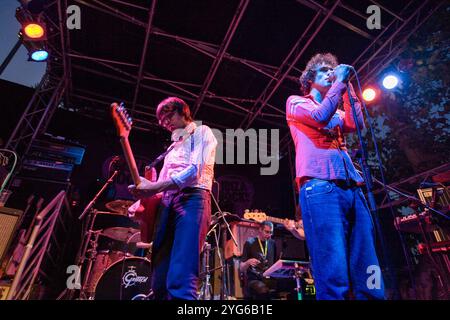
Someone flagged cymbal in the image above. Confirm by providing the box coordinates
[94,210,128,216]
[105,199,134,214]
[101,227,140,243]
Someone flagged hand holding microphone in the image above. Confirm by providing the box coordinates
[333,64,353,83]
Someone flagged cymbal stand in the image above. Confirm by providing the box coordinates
[79,229,102,300]
[209,191,238,300]
[293,263,305,300]
[198,242,213,300]
[57,171,118,300]
[75,206,102,299]
[56,209,102,300]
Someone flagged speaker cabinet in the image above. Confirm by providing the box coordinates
[225,221,260,259]
[0,206,23,263]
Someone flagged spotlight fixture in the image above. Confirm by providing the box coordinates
[382,75,399,90]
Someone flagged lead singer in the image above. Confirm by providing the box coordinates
[286,53,385,300]
[129,97,217,300]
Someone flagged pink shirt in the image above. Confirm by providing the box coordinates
[286,81,365,184]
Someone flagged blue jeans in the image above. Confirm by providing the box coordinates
[300,179,385,300]
[151,188,211,300]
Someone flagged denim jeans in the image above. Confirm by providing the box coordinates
[151,188,211,300]
[300,179,385,300]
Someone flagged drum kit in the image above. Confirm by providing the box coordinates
[78,199,153,300]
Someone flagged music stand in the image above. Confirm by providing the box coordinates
[263,259,311,300]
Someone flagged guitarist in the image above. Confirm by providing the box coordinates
[128,97,217,300]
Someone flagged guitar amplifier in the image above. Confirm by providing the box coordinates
[0,281,11,300]
[30,138,85,165]
[0,207,22,263]
[21,159,74,182]
[225,221,260,259]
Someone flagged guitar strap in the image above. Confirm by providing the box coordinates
[147,126,196,170]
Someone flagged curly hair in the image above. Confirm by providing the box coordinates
[299,53,338,95]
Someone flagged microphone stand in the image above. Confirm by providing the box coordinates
[70,170,119,299]
[346,83,400,299]
[209,187,239,300]
[79,170,118,220]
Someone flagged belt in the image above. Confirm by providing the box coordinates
[164,187,209,199]
[299,177,361,189]
[180,187,210,193]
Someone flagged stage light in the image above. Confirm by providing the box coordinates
[15,6,49,62]
[362,88,377,102]
[30,49,48,61]
[382,75,399,90]
[24,23,45,39]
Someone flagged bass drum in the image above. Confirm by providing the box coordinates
[94,257,152,300]
[84,250,128,294]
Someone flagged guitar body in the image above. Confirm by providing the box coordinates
[135,194,162,243]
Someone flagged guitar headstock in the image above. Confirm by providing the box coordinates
[111,102,132,139]
[243,209,267,222]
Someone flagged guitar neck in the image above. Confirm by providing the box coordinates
[266,216,300,228]
[119,137,141,185]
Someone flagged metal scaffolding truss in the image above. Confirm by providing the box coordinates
[8,0,445,162]
[6,0,68,165]
[63,1,443,128]
[374,163,450,210]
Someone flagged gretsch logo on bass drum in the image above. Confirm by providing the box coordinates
[122,266,149,288]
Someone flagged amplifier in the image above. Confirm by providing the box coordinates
[0,281,11,300]
[31,137,85,165]
[0,206,23,263]
[21,159,74,182]
[394,211,434,234]
[225,221,260,259]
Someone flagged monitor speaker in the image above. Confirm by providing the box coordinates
[0,206,23,263]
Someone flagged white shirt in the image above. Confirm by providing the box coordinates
[158,121,217,192]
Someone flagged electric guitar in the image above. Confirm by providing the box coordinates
[243,209,305,239]
[110,102,162,243]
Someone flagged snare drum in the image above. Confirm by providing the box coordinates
[94,257,152,300]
